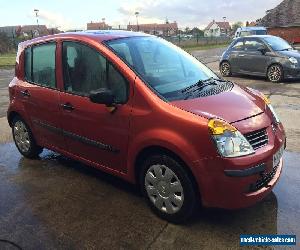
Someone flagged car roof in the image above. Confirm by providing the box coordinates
[19,30,151,47]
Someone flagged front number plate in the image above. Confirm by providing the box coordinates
[273,145,284,168]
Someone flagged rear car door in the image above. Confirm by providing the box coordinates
[59,41,132,172]
[21,42,65,150]
[239,38,271,74]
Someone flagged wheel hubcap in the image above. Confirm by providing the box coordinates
[145,164,184,214]
[13,121,30,153]
[221,63,230,76]
[268,66,281,82]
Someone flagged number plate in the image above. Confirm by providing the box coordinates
[273,145,284,168]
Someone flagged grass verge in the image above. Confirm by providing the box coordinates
[0,53,16,69]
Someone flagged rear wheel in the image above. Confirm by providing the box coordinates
[12,117,43,158]
[267,64,283,83]
[220,61,232,77]
[140,154,198,224]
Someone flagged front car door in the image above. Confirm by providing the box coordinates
[21,42,65,150]
[58,40,133,172]
[228,38,245,73]
[239,38,271,74]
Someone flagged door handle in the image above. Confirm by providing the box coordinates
[20,90,31,97]
[61,103,75,111]
[238,54,245,57]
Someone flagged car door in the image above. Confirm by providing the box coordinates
[20,42,65,150]
[228,39,245,73]
[239,38,271,74]
[59,41,132,172]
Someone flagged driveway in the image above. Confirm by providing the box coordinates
[0,51,299,249]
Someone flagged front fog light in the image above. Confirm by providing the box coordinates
[208,119,255,158]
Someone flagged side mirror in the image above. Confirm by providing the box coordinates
[258,46,267,55]
[89,88,115,106]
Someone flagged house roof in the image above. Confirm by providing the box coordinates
[260,0,300,27]
[204,21,230,30]
[127,22,178,31]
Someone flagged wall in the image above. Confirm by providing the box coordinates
[267,26,300,43]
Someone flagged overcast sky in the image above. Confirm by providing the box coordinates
[0,0,283,30]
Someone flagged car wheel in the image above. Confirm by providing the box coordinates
[12,116,43,159]
[220,61,232,77]
[140,154,198,224]
[267,64,283,83]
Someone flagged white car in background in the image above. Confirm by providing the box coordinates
[234,27,267,40]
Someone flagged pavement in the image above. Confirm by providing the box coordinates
[0,49,300,249]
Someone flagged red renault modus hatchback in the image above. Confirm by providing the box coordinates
[7,31,285,223]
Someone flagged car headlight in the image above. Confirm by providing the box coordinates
[260,93,280,124]
[289,57,298,64]
[208,118,255,158]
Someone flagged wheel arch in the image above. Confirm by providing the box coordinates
[134,145,201,200]
[7,111,22,127]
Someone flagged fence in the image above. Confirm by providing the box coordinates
[163,35,231,47]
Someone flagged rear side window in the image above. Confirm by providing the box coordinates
[24,43,56,88]
[62,41,128,103]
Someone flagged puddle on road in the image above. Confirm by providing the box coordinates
[0,142,299,248]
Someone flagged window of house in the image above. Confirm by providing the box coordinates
[24,43,56,88]
[62,41,128,103]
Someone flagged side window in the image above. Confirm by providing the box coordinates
[244,39,265,51]
[232,40,244,51]
[62,41,128,103]
[24,43,56,88]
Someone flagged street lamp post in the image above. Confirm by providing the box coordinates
[135,11,139,31]
[34,9,39,27]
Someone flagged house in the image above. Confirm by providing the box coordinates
[0,26,21,37]
[259,0,300,43]
[127,22,178,36]
[204,20,231,37]
[87,21,112,30]
[20,25,49,38]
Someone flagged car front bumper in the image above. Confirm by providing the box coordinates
[284,64,300,79]
[195,123,286,210]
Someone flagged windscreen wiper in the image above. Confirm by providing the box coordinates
[181,77,224,93]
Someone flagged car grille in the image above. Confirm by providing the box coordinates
[244,128,268,150]
[249,163,278,192]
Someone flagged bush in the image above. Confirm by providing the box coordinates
[0,32,15,54]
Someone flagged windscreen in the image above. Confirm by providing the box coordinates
[262,36,292,51]
[106,37,217,101]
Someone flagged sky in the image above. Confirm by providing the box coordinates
[0,0,283,30]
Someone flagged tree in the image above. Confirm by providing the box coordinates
[0,32,14,54]
[231,21,244,33]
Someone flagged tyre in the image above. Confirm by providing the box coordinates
[139,154,198,224]
[267,64,283,83]
[220,61,232,77]
[12,116,43,159]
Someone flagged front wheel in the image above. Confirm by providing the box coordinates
[140,154,198,224]
[220,61,232,77]
[12,117,43,158]
[267,64,283,83]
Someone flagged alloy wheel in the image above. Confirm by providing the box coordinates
[145,164,184,214]
[268,65,282,82]
[221,62,231,76]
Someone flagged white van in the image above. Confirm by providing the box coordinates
[234,27,267,39]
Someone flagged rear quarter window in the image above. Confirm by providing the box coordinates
[24,42,56,88]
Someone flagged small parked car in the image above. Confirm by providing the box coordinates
[8,31,285,223]
[234,27,267,40]
[220,35,300,82]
